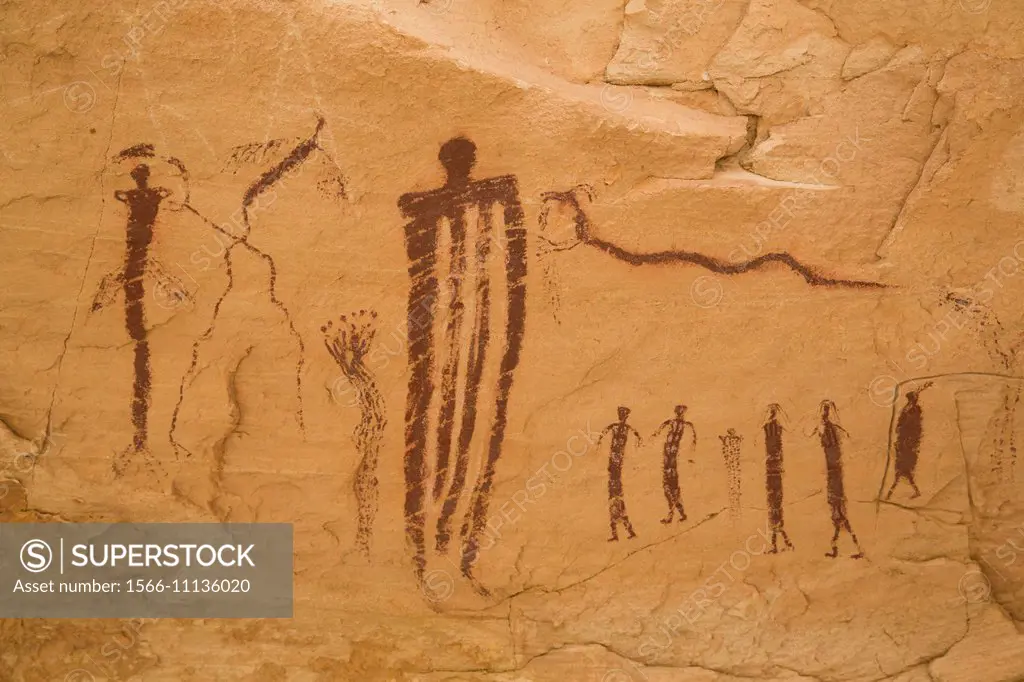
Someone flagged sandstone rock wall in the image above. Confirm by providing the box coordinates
[1,0,1024,679]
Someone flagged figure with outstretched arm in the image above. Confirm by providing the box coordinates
[886,382,933,500]
[652,405,696,524]
[599,406,642,541]
[91,161,176,477]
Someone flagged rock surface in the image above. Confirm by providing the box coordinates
[1,0,1024,679]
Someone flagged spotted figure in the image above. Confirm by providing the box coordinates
[599,406,641,541]
[652,405,695,524]
[719,428,743,521]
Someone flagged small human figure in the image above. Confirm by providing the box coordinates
[886,382,933,500]
[812,400,863,559]
[762,404,794,553]
[719,428,743,521]
[652,405,696,524]
[599,406,642,541]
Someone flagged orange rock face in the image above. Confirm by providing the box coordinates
[2,0,1024,678]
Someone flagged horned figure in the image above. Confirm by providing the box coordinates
[398,137,527,593]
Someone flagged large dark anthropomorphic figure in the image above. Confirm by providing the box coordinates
[813,400,863,559]
[600,406,642,541]
[398,136,527,590]
[887,383,932,500]
[92,163,172,477]
[763,404,794,553]
[652,404,696,524]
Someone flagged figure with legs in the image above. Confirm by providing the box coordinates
[813,400,863,559]
[652,405,696,524]
[398,136,527,590]
[92,161,177,477]
[599,406,642,541]
[886,382,933,500]
[763,404,794,553]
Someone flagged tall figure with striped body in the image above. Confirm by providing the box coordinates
[398,137,527,594]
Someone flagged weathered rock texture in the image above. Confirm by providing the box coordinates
[1,0,1024,679]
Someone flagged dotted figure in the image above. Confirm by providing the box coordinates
[942,290,1019,481]
[719,428,743,523]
